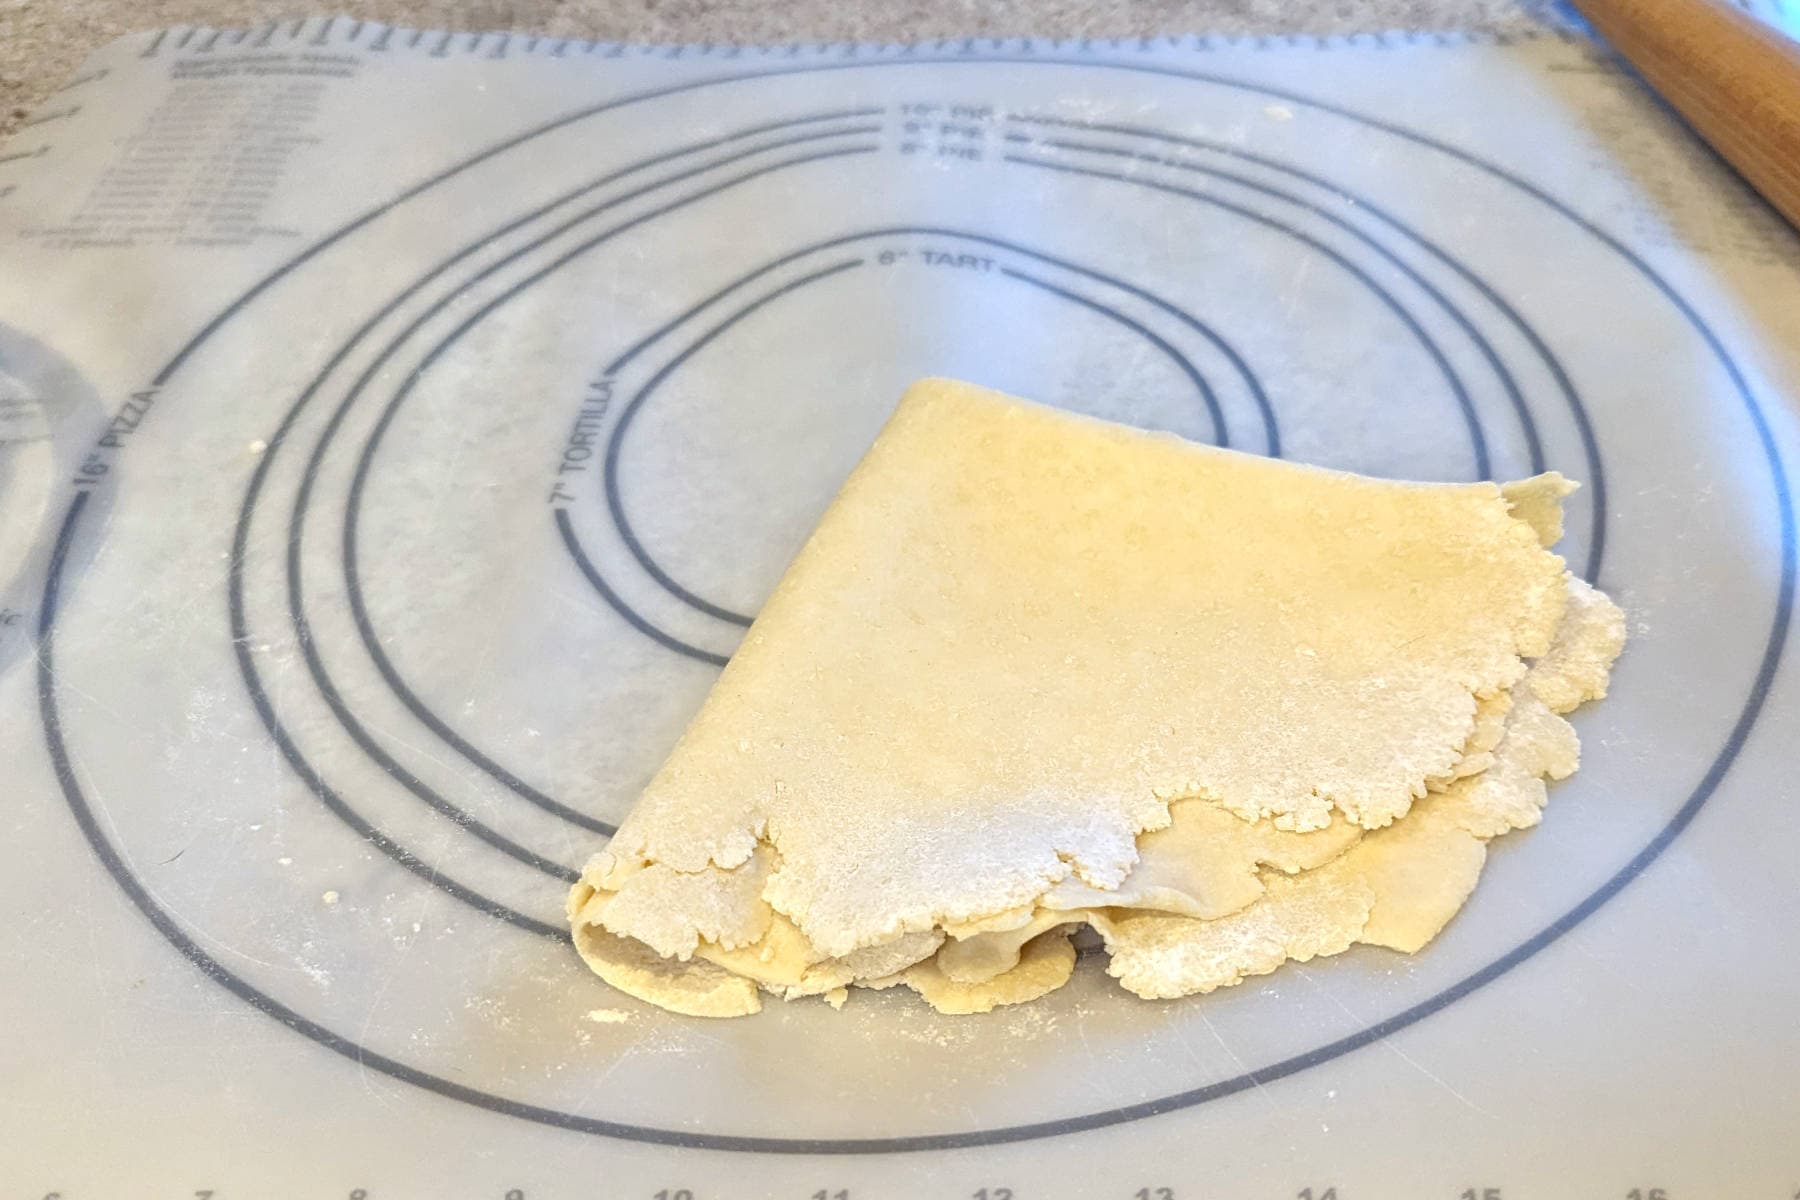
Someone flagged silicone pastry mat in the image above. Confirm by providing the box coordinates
[0,20,1796,1198]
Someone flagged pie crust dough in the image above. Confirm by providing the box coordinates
[567,379,1623,1016]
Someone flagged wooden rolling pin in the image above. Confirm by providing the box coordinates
[1571,0,1800,229]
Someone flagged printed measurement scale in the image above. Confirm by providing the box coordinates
[1,19,1798,1199]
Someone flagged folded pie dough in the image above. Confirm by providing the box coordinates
[567,379,1619,1017]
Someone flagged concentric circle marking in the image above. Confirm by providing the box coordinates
[234,122,889,918]
[35,56,1792,1153]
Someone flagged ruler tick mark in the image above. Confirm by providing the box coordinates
[50,68,108,94]
[19,107,79,129]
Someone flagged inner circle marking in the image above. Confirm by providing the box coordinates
[597,236,1237,631]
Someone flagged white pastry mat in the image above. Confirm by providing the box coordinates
[1,21,1796,1198]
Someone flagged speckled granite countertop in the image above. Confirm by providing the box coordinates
[3,0,1573,136]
